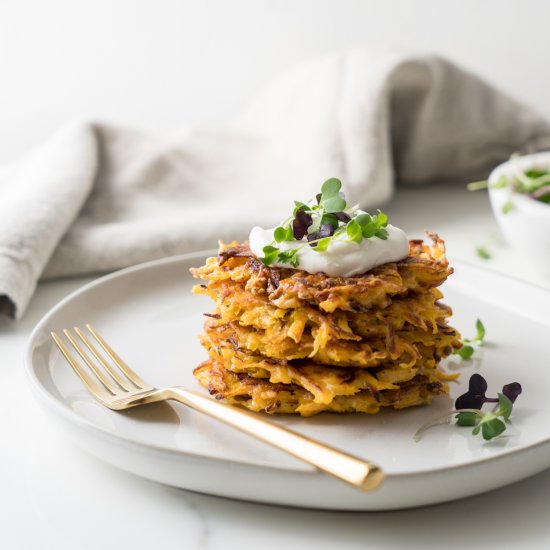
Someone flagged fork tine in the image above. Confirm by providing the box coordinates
[51,332,115,399]
[85,324,149,389]
[63,329,119,394]
[74,327,134,391]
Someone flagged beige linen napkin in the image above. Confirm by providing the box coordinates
[1,49,549,319]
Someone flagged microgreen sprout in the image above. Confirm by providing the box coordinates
[454,318,485,360]
[414,374,522,442]
[467,154,550,212]
[475,246,491,260]
[259,178,390,268]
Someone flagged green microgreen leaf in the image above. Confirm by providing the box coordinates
[277,248,300,268]
[376,210,388,227]
[455,411,477,426]
[375,228,389,240]
[467,180,490,191]
[322,196,347,213]
[294,200,311,212]
[454,318,486,359]
[321,213,339,229]
[308,211,323,234]
[321,178,342,197]
[261,245,278,265]
[502,200,515,214]
[415,374,521,442]
[346,219,362,243]
[475,319,486,342]
[481,418,506,440]
[314,237,331,252]
[355,213,372,227]
[497,393,513,421]
[491,176,508,189]
[476,246,491,260]
[456,344,474,359]
[274,226,293,243]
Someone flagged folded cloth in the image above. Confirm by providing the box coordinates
[1,48,549,319]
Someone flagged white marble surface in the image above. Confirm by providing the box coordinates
[3,184,550,550]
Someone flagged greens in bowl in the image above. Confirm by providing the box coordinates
[482,152,550,271]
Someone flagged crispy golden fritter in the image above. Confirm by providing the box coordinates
[202,318,460,368]
[202,340,458,407]
[191,232,452,313]
[191,233,459,415]
[194,359,450,416]
[195,279,452,342]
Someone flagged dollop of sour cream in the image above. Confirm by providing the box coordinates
[249,220,409,277]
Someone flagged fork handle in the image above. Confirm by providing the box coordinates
[164,387,384,491]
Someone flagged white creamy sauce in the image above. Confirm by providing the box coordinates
[249,223,409,277]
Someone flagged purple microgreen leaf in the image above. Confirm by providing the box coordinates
[469,373,488,395]
[455,391,484,410]
[454,373,487,409]
[307,232,318,243]
[502,382,522,404]
[307,224,334,247]
[318,223,335,238]
[315,193,322,205]
[335,211,351,223]
[292,209,313,240]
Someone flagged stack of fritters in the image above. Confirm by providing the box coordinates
[191,232,461,416]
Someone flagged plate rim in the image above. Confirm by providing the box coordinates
[25,251,550,481]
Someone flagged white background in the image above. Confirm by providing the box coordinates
[1,0,549,163]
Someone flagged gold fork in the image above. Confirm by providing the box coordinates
[51,324,384,492]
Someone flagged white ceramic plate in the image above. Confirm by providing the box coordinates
[26,252,550,510]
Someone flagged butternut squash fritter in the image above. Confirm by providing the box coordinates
[191,232,451,313]
[191,233,459,415]
[195,281,452,341]
[200,339,458,407]
[194,360,450,416]
[202,319,460,368]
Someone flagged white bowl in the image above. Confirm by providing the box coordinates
[488,152,550,272]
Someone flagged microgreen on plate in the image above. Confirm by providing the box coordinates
[414,374,522,442]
